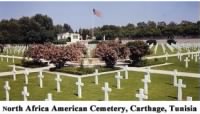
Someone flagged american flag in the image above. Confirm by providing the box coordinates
[93,8,102,17]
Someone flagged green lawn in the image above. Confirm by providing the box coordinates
[0,58,199,101]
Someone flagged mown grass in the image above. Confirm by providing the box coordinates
[0,58,199,101]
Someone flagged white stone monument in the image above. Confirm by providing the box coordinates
[95,69,99,85]
[21,86,29,101]
[115,71,123,89]
[173,69,178,86]
[141,74,151,95]
[194,54,198,62]
[186,96,192,101]
[38,70,44,88]
[102,82,112,101]
[184,57,190,68]
[45,93,53,101]
[12,65,16,81]
[124,65,128,79]
[165,52,168,61]
[4,81,11,101]
[55,73,62,92]
[12,55,14,63]
[6,55,8,63]
[24,69,29,85]
[175,79,186,101]
[76,77,84,98]
[136,88,148,101]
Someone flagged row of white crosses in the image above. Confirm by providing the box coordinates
[0,54,15,64]
[161,43,166,53]
[154,44,158,54]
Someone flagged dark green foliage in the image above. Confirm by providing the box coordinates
[126,41,150,65]
[127,58,165,67]
[55,66,121,75]
[0,44,4,53]
[146,39,157,45]
[18,60,48,68]
[167,39,176,45]
[81,20,200,40]
[94,41,129,68]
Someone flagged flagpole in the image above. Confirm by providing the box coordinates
[92,13,95,40]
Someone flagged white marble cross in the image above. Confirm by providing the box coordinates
[24,69,29,85]
[102,82,112,101]
[76,77,84,98]
[124,65,128,79]
[95,69,99,85]
[141,74,151,95]
[145,67,151,81]
[191,53,194,60]
[38,70,44,88]
[173,69,178,86]
[194,54,198,62]
[177,51,180,59]
[6,55,9,63]
[115,71,123,89]
[186,96,192,101]
[136,88,148,101]
[12,55,15,63]
[165,52,168,61]
[184,57,190,68]
[45,93,53,101]
[4,81,11,101]
[21,86,29,101]
[12,65,16,81]
[175,79,186,101]
[55,73,62,92]
[179,53,182,61]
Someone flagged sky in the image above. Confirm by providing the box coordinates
[0,1,199,31]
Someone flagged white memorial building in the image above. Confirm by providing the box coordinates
[57,32,81,43]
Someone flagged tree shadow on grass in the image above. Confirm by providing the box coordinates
[167,96,177,100]
[165,82,173,86]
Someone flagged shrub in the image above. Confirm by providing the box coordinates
[0,44,4,53]
[167,39,176,45]
[126,41,150,65]
[24,42,86,69]
[94,42,118,68]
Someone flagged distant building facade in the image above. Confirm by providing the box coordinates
[57,32,81,43]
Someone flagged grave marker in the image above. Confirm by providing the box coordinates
[76,77,84,98]
[4,81,10,101]
[186,96,192,101]
[21,86,29,101]
[141,74,151,94]
[12,55,14,63]
[38,70,44,88]
[194,54,198,62]
[184,57,190,68]
[175,79,186,101]
[173,69,178,86]
[124,65,128,79]
[55,73,62,92]
[102,82,112,101]
[45,93,53,101]
[136,88,148,101]
[165,52,168,61]
[115,71,123,89]
[95,69,99,85]
[12,65,16,81]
